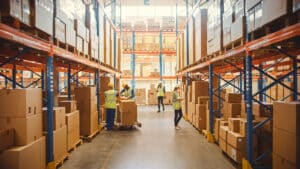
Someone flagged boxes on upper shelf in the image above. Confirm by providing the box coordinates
[42,107,66,131]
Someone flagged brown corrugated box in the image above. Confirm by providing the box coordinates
[0,136,46,169]
[273,128,300,167]
[0,129,14,152]
[58,95,75,102]
[44,126,67,162]
[65,110,80,150]
[273,153,297,169]
[198,96,210,105]
[239,119,260,137]
[42,107,66,131]
[225,93,242,103]
[119,100,137,125]
[273,102,300,135]
[196,104,206,130]
[223,102,241,120]
[192,81,209,103]
[0,88,42,118]
[219,138,227,152]
[228,118,241,133]
[219,126,229,140]
[214,118,224,142]
[253,102,273,118]
[59,100,77,114]
[0,114,42,146]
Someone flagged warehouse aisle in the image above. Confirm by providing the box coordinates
[63,106,235,169]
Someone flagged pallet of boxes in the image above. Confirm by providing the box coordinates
[216,93,261,164]
[0,88,46,169]
[148,84,158,105]
[74,86,99,142]
[99,77,110,125]
[118,99,142,128]
[58,94,81,152]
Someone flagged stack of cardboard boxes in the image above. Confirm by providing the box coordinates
[0,88,46,169]
[58,95,80,151]
[273,102,299,169]
[42,107,68,162]
[119,100,138,126]
[74,86,98,137]
[163,92,172,105]
[135,88,146,105]
[148,84,158,105]
[100,77,110,105]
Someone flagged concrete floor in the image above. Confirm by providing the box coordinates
[62,105,236,169]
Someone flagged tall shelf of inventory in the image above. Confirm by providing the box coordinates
[0,0,120,168]
[177,0,300,169]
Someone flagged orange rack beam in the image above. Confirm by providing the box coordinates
[123,50,176,55]
[177,22,300,75]
[121,76,177,80]
[0,23,120,75]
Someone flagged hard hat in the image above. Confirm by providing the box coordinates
[108,83,114,88]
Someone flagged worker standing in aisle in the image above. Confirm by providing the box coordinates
[120,84,134,100]
[105,83,118,131]
[157,82,165,113]
[172,86,183,130]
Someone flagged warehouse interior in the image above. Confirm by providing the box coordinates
[0,0,299,169]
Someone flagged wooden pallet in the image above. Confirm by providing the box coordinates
[55,154,69,169]
[68,139,83,153]
[224,38,245,52]
[90,57,100,63]
[81,129,100,142]
[206,50,222,60]
[249,14,296,41]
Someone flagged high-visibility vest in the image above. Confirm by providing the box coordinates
[172,92,181,110]
[105,89,117,109]
[157,87,164,97]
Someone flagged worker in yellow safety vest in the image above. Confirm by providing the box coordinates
[105,83,118,131]
[157,82,165,113]
[172,86,183,130]
[120,84,134,99]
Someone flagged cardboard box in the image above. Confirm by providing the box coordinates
[226,144,245,163]
[198,96,210,105]
[81,110,98,136]
[65,111,80,150]
[253,102,273,118]
[58,95,75,102]
[192,81,209,102]
[59,100,77,114]
[42,107,66,131]
[0,129,14,152]
[225,93,242,103]
[0,114,42,146]
[228,118,241,133]
[273,153,298,169]
[273,128,300,165]
[196,104,207,130]
[214,118,224,142]
[219,138,227,152]
[33,0,54,35]
[227,131,245,150]
[0,88,42,118]
[239,119,260,137]
[44,126,67,162]
[273,102,300,135]
[219,126,229,140]
[0,136,46,169]
[0,0,22,22]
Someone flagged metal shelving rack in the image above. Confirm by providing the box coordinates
[0,1,120,168]
[177,0,300,168]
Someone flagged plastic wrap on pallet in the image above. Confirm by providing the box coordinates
[246,2,262,32]
[207,0,222,55]
[0,0,22,21]
[33,0,54,35]
[294,0,300,12]
[262,0,288,25]
[194,9,207,62]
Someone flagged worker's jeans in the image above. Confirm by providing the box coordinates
[174,109,183,126]
[157,96,165,112]
[106,109,116,130]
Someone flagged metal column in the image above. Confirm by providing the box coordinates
[46,56,54,166]
[95,70,101,125]
[5,77,8,88]
[131,31,136,92]
[57,72,60,93]
[293,59,298,100]
[67,64,71,100]
[208,64,214,133]
[41,70,45,90]
[112,0,117,89]
[245,55,253,164]
[159,31,163,81]
[217,74,221,117]
[12,64,17,89]
[258,64,263,102]
[240,71,243,94]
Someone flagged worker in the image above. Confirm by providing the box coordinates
[105,83,118,131]
[172,86,183,130]
[157,82,165,113]
[120,83,134,99]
